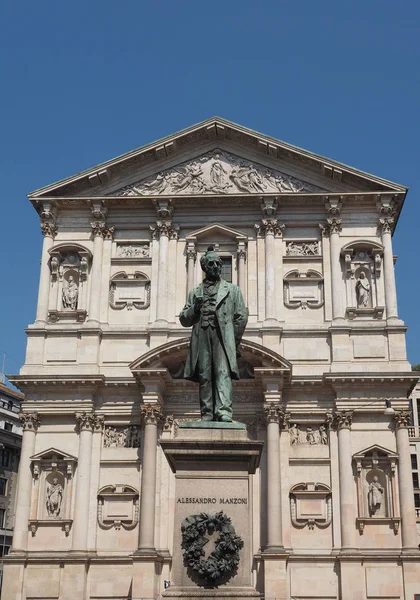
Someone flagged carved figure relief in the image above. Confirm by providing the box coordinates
[283,270,324,310]
[116,150,320,197]
[289,423,329,445]
[103,426,141,448]
[109,272,151,311]
[62,274,79,309]
[116,244,150,258]
[356,272,371,307]
[286,241,321,257]
[368,475,384,515]
[46,476,64,518]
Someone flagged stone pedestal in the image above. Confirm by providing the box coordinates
[161,424,262,600]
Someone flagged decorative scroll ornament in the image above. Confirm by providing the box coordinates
[283,270,324,310]
[150,220,179,240]
[91,222,115,239]
[109,272,151,311]
[378,217,394,235]
[140,403,164,426]
[181,512,244,583]
[115,150,320,197]
[393,410,411,429]
[19,412,40,431]
[290,482,332,530]
[97,485,139,530]
[255,219,285,237]
[75,412,104,432]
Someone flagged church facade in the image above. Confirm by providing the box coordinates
[3,118,420,600]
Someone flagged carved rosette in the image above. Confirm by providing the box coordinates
[140,404,164,427]
[263,404,285,426]
[19,412,40,432]
[255,219,285,238]
[393,410,411,430]
[334,410,353,430]
[75,412,104,432]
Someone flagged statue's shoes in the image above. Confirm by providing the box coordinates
[219,416,232,423]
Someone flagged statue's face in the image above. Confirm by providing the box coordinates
[68,276,74,283]
[360,273,365,279]
[53,478,58,485]
[203,257,222,280]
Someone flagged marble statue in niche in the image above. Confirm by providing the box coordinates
[368,475,384,515]
[62,274,79,310]
[46,477,63,518]
[103,426,141,448]
[356,272,371,307]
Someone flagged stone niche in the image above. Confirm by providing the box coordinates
[29,448,77,537]
[48,244,91,322]
[341,241,384,320]
[353,444,400,534]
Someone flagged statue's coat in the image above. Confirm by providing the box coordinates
[179,280,248,382]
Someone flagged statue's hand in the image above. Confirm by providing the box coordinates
[194,296,203,314]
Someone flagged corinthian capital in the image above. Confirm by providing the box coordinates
[140,403,164,426]
[334,410,353,430]
[150,221,179,240]
[378,217,394,235]
[263,403,284,425]
[255,219,285,237]
[75,411,104,432]
[19,412,40,432]
[393,410,411,430]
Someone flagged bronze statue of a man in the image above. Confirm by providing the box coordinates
[180,247,248,422]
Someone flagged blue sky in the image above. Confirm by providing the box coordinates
[1,0,419,379]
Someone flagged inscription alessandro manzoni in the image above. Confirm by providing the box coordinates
[177,497,247,505]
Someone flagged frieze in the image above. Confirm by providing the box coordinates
[285,240,321,257]
[115,149,320,197]
[116,243,150,258]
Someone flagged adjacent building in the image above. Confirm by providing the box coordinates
[2,118,420,600]
[0,383,23,588]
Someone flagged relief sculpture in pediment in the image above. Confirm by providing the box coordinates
[116,150,320,196]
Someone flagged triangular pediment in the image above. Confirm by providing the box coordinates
[115,149,321,197]
[187,223,247,242]
[30,447,77,462]
[353,444,398,459]
[28,117,407,199]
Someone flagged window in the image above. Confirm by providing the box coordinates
[221,257,232,283]
[7,401,13,411]
[0,479,6,496]
[3,423,12,432]
[0,509,5,528]
[413,472,419,489]
[0,545,9,557]
[0,450,11,468]
[412,455,418,470]
[415,493,420,508]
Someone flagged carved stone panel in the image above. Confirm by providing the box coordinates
[97,485,139,530]
[115,149,321,196]
[116,243,150,259]
[103,425,141,448]
[289,482,332,530]
[109,272,151,311]
[285,240,321,257]
[283,270,324,309]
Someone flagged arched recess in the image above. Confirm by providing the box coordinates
[340,240,385,319]
[129,337,292,383]
[47,243,92,321]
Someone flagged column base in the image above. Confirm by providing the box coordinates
[262,545,287,554]
[133,547,158,556]
[340,547,359,555]
[401,547,420,555]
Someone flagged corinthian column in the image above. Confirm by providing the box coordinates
[237,242,247,300]
[335,410,356,552]
[378,216,398,320]
[186,242,197,297]
[11,413,40,552]
[263,403,285,552]
[137,403,163,554]
[394,410,418,552]
[72,412,103,552]
[256,201,284,323]
[151,220,179,323]
[35,210,57,323]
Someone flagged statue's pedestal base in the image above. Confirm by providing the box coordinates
[161,425,263,600]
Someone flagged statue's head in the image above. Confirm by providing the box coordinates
[53,477,58,485]
[200,246,223,281]
[373,475,378,482]
[360,272,366,279]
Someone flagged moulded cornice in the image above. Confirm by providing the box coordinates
[8,375,105,393]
